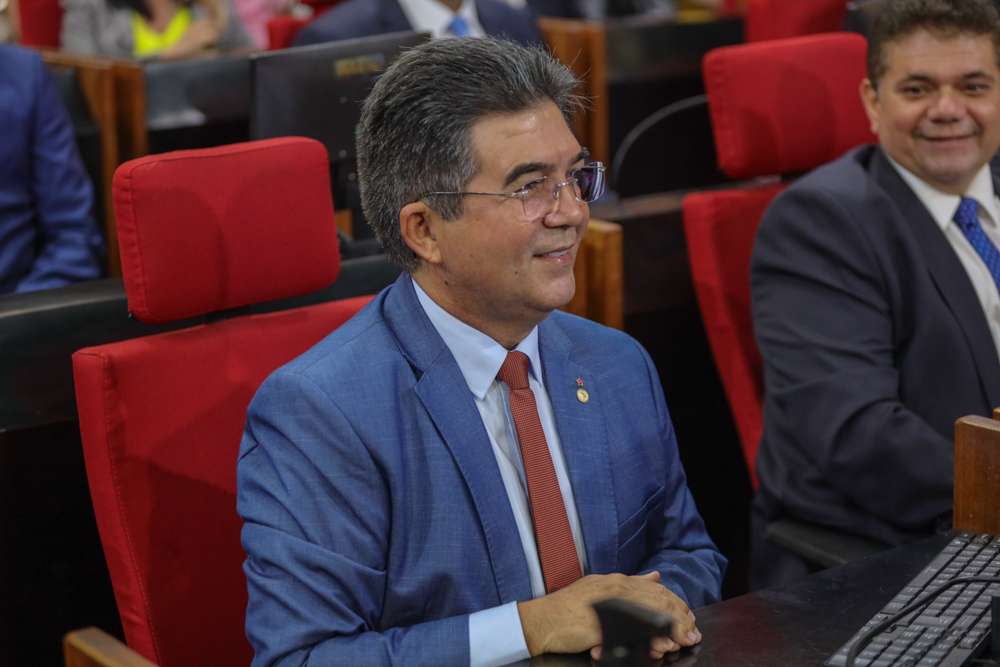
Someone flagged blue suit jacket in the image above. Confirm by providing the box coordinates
[752,145,1000,559]
[238,274,725,667]
[293,0,544,48]
[0,45,104,293]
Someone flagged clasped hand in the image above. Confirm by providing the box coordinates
[517,571,702,660]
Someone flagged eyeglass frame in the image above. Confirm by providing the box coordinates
[417,162,606,219]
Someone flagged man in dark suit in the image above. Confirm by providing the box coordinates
[293,0,545,48]
[751,0,1000,590]
[238,38,725,666]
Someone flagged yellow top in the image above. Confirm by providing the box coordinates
[132,6,192,58]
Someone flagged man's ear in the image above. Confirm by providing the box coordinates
[400,201,443,266]
[860,78,881,136]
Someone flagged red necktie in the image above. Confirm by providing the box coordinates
[497,351,582,593]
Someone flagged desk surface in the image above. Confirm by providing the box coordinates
[523,532,999,666]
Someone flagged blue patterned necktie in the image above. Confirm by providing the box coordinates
[447,15,470,38]
[954,197,1000,292]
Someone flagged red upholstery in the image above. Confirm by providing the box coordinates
[683,183,786,488]
[113,138,340,323]
[267,14,310,50]
[745,0,848,43]
[687,34,873,488]
[73,138,376,667]
[703,33,874,181]
[18,0,64,47]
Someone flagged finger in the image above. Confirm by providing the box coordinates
[591,645,602,661]
[639,570,661,582]
[651,636,677,654]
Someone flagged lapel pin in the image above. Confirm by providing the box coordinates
[576,378,589,403]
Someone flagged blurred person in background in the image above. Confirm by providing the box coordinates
[0,44,104,293]
[61,0,251,59]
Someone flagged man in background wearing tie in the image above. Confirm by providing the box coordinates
[237,38,724,667]
[292,0,547,48]
[751,0,1000,590]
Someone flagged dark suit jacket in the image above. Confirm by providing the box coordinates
[293,0,545,48]
[238,273,725,667]
[751,145,1000,553]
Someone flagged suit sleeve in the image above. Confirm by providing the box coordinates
[750,185,953,533]
[17,53,104,292]
[237,369,469,667]
[634,343,727,610]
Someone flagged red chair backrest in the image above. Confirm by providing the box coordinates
[72,138,375,667]
[684,33,874,487]
[267,14,310,50]
[18,0,64,47]
[745,0,849,43]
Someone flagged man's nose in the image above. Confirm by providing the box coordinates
[546,182,587,225]
[928,88,966,121]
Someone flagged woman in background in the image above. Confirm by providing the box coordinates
[61,0,251,59]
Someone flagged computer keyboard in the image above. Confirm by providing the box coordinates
[826,531,1000,667]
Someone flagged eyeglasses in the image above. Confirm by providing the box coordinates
[420,162,606,219]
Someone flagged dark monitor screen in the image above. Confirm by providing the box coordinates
[249,31,430,161]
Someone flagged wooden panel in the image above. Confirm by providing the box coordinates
[954,414,1000,535]
[64,628,157,667]
[560,218,623,329]
[583,218,624,330]
[539,18,609,166]
[111,61,147,162]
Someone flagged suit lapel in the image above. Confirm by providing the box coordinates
[539,316,619,575]
[383,275,533,604]
[872,149,1000,407]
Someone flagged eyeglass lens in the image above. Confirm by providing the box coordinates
[521,165,605,218]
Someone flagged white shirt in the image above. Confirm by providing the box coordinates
[887,158,1000,362]
[413,281,589,667]
[397,0,486,39]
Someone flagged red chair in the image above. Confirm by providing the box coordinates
[265,0,344,50]
[18,0,64,47]
[682,33,874,489]
[266,14,310,49]
[71,137,375,667]
[744,0,849,42]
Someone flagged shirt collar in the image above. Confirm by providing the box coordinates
[396,0,481,39]
[413,279,543,400]
[885,155,999,233]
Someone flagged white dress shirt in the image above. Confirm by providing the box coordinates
[413,281,589,667]
[887,158,1000,362]
[397,0,486,39]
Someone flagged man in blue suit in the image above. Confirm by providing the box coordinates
[238,38,725,667]
[293,0,546,49]
[0,45,104,294]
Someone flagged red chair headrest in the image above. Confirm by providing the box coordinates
[113,137,341,324]
[703,33,876,181]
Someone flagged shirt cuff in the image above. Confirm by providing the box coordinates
[468,601,531,667]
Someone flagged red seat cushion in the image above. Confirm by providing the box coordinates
[267,15,310,50]
[113,137,341,323]
[73,296,373,667]
[703,33,875,181]
[19,0,64,47]
[745,0,848,43]
[683,183,787,488]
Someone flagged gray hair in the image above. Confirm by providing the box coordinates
[356,37,582,272]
